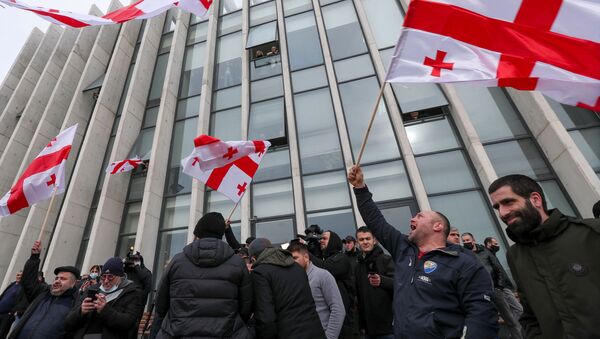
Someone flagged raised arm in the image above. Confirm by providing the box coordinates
[21,240,47,302]
[224,221,241,250]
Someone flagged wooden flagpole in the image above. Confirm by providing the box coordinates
[226,200,240,223]
[38,186,58,242]
[355,82,387,166]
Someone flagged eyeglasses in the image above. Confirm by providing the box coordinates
[100,274,115,281]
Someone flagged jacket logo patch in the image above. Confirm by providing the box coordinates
[417,275,432,284]
[568,263,588,276]
[423,261,437,274]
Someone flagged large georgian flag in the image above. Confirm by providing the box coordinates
[105,157,144,174]
[386,0,600,111]
[0,0,213,28]
[181,135,270,203]
[0,124,78,216]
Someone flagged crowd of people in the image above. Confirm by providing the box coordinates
[0,170,598,339]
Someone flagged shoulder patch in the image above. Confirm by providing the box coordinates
[424,260,437,274]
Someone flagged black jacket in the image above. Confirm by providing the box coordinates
[64,279,143,339]
[506,209,600,339]
[472,245,509,289]
[252,248,326,339]
[8,254,79,339]
[124,263,152,306]
[156,237,253,339]
[355,246,394,336]
[355,186,498,339]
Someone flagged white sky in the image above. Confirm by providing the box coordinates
[0,0,112,83]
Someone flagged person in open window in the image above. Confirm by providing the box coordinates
[267,46,279,56]
[255,50,264,59]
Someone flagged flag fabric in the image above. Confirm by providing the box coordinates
[105,157,144,174]
[181,135,270,203]
[0,0,213,28]
[0,124,78,216]
[386,0,600,111]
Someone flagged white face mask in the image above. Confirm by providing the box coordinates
[89,273,98,279]
[100,284,118,293]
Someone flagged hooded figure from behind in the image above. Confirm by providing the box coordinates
[155,212,253,339]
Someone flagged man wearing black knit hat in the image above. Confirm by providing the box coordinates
[155,212,253,338]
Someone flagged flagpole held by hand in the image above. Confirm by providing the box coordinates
[226,200,240,224]
[38,186,58,242]
[355,82,387,166]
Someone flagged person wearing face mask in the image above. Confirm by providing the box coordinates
[78,265,101,296]
[64,257,143,339]
[488,174,600,339]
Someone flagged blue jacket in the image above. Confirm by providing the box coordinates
[354,187,498,339]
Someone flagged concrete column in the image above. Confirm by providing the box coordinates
[83,14,166,270]
[0,28,44,115]
[506,89,600,217]
[135,11,189,271]
[0,25,63,155]
[239,0,251,242]
[0,5,125,287]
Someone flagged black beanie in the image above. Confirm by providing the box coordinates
[194,212,226,239]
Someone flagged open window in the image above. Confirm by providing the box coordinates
[402,106,447,125]
[247,21,280,67]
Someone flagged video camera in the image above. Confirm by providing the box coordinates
[297,224,324,257]
[124,246,141,268]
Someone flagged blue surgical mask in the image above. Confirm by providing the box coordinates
[89,273,98,279]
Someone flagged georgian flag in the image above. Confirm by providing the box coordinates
[0,124,78,216]
[386,0,600,111]
[181,135,270,203]
[105,157,144,174]
[0,0,213,28]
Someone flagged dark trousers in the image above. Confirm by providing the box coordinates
[0,314,15,339]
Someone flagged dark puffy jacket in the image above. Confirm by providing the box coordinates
[64,279,143,339]
[354,187,498,339]
[8,253,79,339]
[156,238,253,339]
[506,209,600,339]
[124,261,152,307]
[355,246,394,336]
[472,245,508,289]
[252,248,326,339]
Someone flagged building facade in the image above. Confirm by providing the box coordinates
[0,0,598,291]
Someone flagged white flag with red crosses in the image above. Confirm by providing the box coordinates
[386,0,600,111]
[181,135,270,203]
[105,157,145,174]
[0,124,78,217]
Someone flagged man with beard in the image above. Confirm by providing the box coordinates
[348,165,498,338]
[9,241,80,339]
[488,174,600,339]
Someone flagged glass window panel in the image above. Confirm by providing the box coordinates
[213,85,242,111]
[248,98,285,141]
[117,235,137,258]
[307,209,356,239]
[162,195,191,230]
[180,42,206,98]
[569,128,600,171]
[159,32,173,54]
[334,54,374,82]
[321,1,367,60]
[130,127,155,160]
[255,218,295,244]
[165,167,193,196]
[339,77,400,163]
[247,22,279,49]
[210,107,241,140]
[285,12,324,71]
[363,161,412,201]
[405,117,460,155]
[320,0,340,4]
[251,76,283,102]
[187,22,209,44]
[416,151,478,194]
[253,179,295,217]
[361,0,403,49]
[295,89,343,173]
[112,116,121,136]
[170,118,198,167]
[176,95,201,120]
[228,223,242,244]
[190,14,208,25]
[380,205,414,233]
[137,21,146,43]
[454,84,528,142]
[303,171,351,211]
[253,148,292,182]
[163,9,178,33]
[291,66,328,92]
[154,229,187,287]
[206,190,241,220]
[127,176,146,201]
[539,180,576,217]
[215,33,243,89]
[143,107,159,129]
[148,54,169,101]
[485,140,552,180]
[250,54,282,81]
[284,0,312,16]
[122,203,142,234]
[250,2,276,26]
[221,0,243,14]
[250,0,271,5]
[218,11,242,35]
[547,98,600,129]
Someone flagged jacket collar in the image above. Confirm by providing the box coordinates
[506,209,569,245]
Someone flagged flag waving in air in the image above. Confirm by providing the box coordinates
[105,157,145,174]
[181,135,270,203]
[0,124,78,217]
[386,0,600,111]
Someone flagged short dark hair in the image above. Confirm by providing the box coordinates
[433,211,451,238]
[356,226,372,236]
[488,174,548,212]
[593,200,600,218]
[483,237,495,247]
[461,232,474,240]
[287,242,309,255]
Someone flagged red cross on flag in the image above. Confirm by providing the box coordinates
[105,157,145,174]
[0,124,78,217]
[181,135,270,203]
[0,0,213,28]
[386,0,600,111]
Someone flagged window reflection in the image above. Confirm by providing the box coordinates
[405,117,460,155]
[285,12,324,71]
[321,1,367,60]
[307,209,356,239]
[291,66,328,93]
[154,229,187,287]
[180,43,206,98]
[361,0,404,49]
[249,98,286,141]
[253,148,292,182]
[485,140,552,180]
[416,151,477,194]
[161,195,191,229]
[255,219,295,244]
[362,161,412,202]
[303,171,351,211]
[215,33,242,89]
[210,107,241,141]
[253,179,295,217]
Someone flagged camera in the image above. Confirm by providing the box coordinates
[298,224,324,257]
[87,286,99,301]
[124,247,140,268]
[367,261,377,275]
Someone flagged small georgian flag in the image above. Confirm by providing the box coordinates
[105,157,144,175]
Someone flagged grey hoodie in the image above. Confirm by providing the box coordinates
[306,263,346,339]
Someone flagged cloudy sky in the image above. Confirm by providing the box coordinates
[0,0,112,83]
